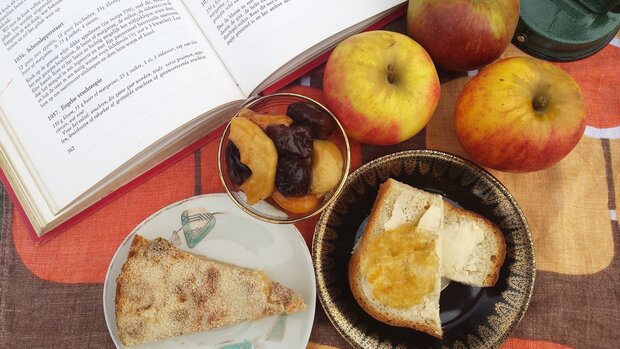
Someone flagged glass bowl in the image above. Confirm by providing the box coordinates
[218,92,351,224]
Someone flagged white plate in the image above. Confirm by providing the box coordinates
[103,193,316,349]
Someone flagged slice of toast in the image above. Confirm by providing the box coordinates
[115,235,306,346]
[349,178,444,338]
[440,202,506,287]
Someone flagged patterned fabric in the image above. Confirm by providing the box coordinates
[0,18,618,349]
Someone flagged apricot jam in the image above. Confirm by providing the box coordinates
[360,222,438,309]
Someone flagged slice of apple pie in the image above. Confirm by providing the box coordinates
[115,235,306,346]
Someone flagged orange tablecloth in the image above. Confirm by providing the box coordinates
[1,18,619,349]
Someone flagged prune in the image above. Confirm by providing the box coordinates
[225,142,252,186]
[287,102,336,139]
[265,124,313,158]
[275,157,311,197]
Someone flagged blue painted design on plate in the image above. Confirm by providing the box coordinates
[168,228,182,246]
[266,315,287,341]
[181,207,216,248]
[217,340,253,349]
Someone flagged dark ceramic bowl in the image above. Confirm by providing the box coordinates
[312,150,535,349]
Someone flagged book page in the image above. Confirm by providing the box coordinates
[0,0,244,213]
[183,0,404,95]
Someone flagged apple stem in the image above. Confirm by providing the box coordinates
[532,95,547,112]
[387,64,394,84]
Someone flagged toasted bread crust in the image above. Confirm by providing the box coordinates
[115,235,305,346]
[348,260,442,337]
[443,203,506,286]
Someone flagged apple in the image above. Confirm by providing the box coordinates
[454,57,586,172]
[407,0,520,72]
[323,30,440,145]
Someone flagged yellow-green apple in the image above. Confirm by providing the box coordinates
[454,57,586,172]
[323,30,440,145]
[407,0,520,72]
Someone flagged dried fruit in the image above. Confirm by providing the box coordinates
[225,142,252,186]
[228,117,277,204]
[225,101,345,213]
[275,156,311,197]
[310,140,343,196]
[271,191,321,214]
[238,108,293,130]
[287,102,336,139]
[265,124,314,158]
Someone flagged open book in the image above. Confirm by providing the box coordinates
[0,0,405,242]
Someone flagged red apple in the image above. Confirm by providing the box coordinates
[454,57,586,172]
[323,30,440,145]
[407,0,520,72]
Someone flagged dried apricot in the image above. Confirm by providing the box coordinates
[238,108,292,130]
[228,117,277,204]
[310,140,343,196]
[271,191,321,214]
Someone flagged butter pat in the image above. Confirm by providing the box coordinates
[417,204,443,235]
[383,191,416,231]
[440,220,485,275]
[383,190,443,233]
